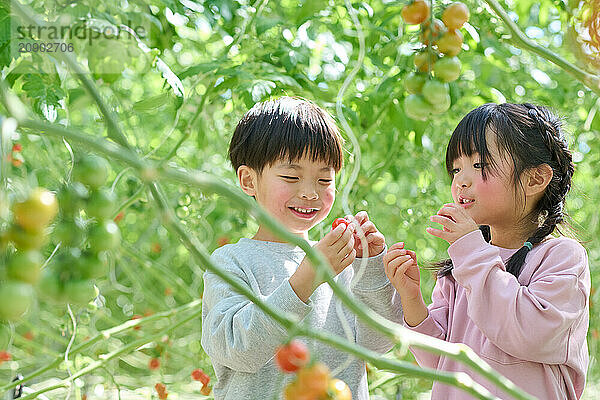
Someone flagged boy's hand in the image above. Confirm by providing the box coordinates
[290,224,355,302]
[383,242,420,301]
[426,203,479,244]
[347,211,385,258]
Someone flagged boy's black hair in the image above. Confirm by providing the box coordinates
[229,97,344,174]
[436,103,574,279]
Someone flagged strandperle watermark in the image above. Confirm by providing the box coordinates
[8,0,152,75]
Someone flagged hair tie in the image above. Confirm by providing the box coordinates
[523,241,533,250]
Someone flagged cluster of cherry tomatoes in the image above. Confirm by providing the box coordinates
[275,340,352,400]
[401,0,470,120]
[39,154,120,305]
[0,187,58,336]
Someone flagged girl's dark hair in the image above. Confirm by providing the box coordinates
[229,97,344,174]
[436,103,575,279]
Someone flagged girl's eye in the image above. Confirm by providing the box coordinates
[450,168,460,175]
[473,162,485,169]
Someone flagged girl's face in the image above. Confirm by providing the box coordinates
[449,133,523,229]
[251,156,336,241]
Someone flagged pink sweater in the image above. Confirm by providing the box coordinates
[407,230,590,400]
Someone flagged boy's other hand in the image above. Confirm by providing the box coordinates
[347,211,385,258]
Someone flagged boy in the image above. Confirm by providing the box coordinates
[201,97,403,399]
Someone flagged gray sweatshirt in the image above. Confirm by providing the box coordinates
[201,238,403,400]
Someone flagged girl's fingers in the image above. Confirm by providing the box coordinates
[426,226,449,240]
[430,214,457,230]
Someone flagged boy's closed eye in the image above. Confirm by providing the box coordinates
[280,175,299,181]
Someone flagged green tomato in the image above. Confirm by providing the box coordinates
[0,282,34,321]
[404,72,427,95]
[79,252,109,279]
[431,93,452,114]
[6,250,44,284]
[422,79,450,105]
[86,188,116,220]
[74,155,110,189]
[63,280,98,305]
[433,56,461,82]
[88,220,121,253]
[7,224,47,250]
[38,268,66,303]
[12,188,58,232]
[404,94,433,121]
[58,182,88,217]
[53,219,85,247]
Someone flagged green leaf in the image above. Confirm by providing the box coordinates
[133,93,171,113]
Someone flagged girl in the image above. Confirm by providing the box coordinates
[384,103,590,399]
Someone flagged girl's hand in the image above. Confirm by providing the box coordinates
[426,203,479,244]
[383,242,421,301]
[347,211,385,258]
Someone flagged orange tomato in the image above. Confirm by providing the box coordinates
[296,363,330,398]
[436,29,463,56]
[401,0,430,25]
[442,2,470,29]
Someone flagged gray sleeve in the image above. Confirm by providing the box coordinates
[201,249,312,373]
[351,249,403,353]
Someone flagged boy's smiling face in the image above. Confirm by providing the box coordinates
[238,156,336,241]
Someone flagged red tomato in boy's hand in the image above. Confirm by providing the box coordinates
[332,218,349,231]
[275,340,309,373]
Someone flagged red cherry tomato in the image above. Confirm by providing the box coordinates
[191,368,210,385]
[155,383,168,400]
[331,218,348,231]
[275,340,309,373]
[149,357,160,370]
[0,351,11,362]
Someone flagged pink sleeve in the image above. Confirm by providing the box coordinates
[404,275,454,368]
[449,230,589,364]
